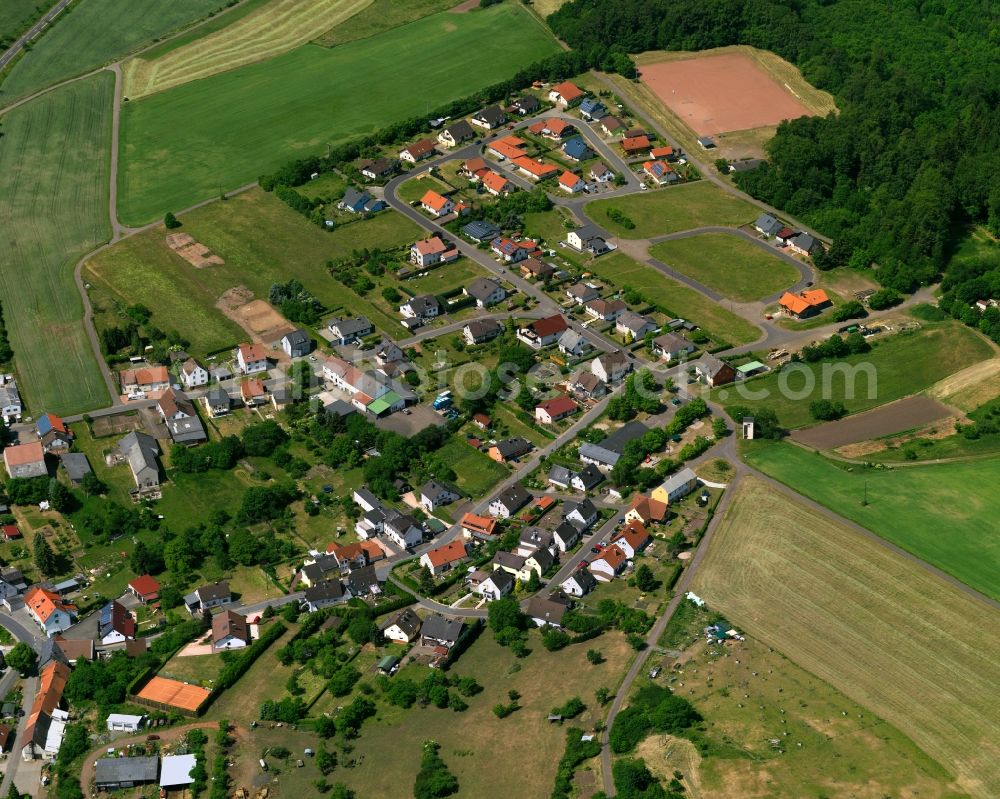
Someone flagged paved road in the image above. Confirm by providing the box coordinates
[0,0,72,71]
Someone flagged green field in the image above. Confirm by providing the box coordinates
[586,253,760,346]
[135,0,274,61]
[717,324,993,428]
[118,3,561,224]
[0,0,43,47]
[313,0,455,47]
[438,437,509,497]
[84,190,421,356]
[0,74,113,414]
[0,0,223,102]
[586,181,759,238]
[745,441,1000,601]
[649,233,800,302]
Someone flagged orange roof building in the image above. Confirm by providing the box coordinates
[621,135,651,154]
[128,575,160,604]
[461,513,497,540]
[3,440,46,479]
[420,190,452,215]
[559,171,584,192]
[24,586,77,636]
[488,135,528,160]
[135,676,211,715]
[512,156,558,180]
[649,146,675,160]
[120,366,170,391]
[481,170,513,196]
[419,540,469,575]
[626,493,668,525]
[611,520,651,558]
[22,660,70,757]
[549,81,584,106]
[778,289,831,319]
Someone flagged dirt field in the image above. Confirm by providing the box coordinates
[217,287,296,348]
[692,477,1000,798]
[790,395,954,449]
[639,52,815,136]
[166,232,224,268]
[928,357,1000,411]
[91,413,144,437]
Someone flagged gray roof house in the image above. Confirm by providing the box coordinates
[202,387,231,417]
[167,415,207,446]
[328,316,373,345]
[489,484,532,517]
[303,579,348,612]
[472,105,506,129]
[573,463,604,491]
[579,421,648,469]
[652,332,696,361]
[463,219,501,243]
[281,329,313,358]
[60,453,92,484]
[464,277,506,308]
[753,213,784,236]
[616,311,658,340]
[420,614,464,648]
[557,329,590,358]
[118,432,160,492]
[547,464,574,489]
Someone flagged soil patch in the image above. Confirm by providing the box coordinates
[450,0,479,11]
[927,357,1000,412]
[834,417,962,458]
[217,287,296,349]
[639,52,815,136]
[791,395,953,450]
[166,232,224,268]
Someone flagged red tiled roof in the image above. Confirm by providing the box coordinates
[461,513,497,536]
[424,540,468,568]
[414,237,447,256]
[25,587,76,624]
[622,135,651,152]
[531,314,568,337]
[239,342,268,363]
[481,170,511,193]
[537,395,577,417]
[129,574,160,599]
[552,81,583,102]
[3,441,44,467]
[513,156,558,178]
[559,171,582,188]
[421,190,451,212]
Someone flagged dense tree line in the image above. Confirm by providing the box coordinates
[549,0,1000,293]
[269,278,323,325]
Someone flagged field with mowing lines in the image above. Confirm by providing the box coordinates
[650,232,800,301]
[587,181,759,238]
[0,74,113,414]
[0,0,223,102]
[84,190,420,355]
[123,0,373,98]
[118,2,560,224]
[717,323,993,428]
[586,253,760,346]
[692,477,1000,798]
[744,440,1000,601]
[313,0,455,48]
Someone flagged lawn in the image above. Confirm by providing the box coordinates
[84,190,421,355]
[0,73,113,415]
[157,468,254,530]
[0,0,43,47]
[0,0,224,102]
[743,440,1000,602]
[118,3,561,224]
[337,630,632,797]
[586,253,760,346]
[159,649,225,688]
[716,323,993,428]
[122,0,374,98]
[403,258,488,297]
[68,423,138,504]
[438,437,508,498]
[586,181,759,239]
[312,0,455,47]
[649,233,800,302]
[692,476,1000,798]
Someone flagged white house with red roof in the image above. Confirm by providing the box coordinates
[25,586,77,637]
[559,171,585,194]
[420,190,454,218]
[548,81,584,107]
[410,237,458,268]
[419,540,469,576]
[589,544,628,582]
[236,343,269,375]
[535,395,578,424]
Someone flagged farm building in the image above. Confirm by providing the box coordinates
[95,756,159,791]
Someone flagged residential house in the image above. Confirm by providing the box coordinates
[481,170,515,196]
[209,365,233,383]
[183,581,231,615]
[300,554,341,588]
[650,145,677,161]
[600,116,624,136]
[328,316,373,345]
[462,219,501,243]
[589,162,615,183]
[420,615,464,650]
[60,453,92,485]
[346,564,381,597]
[520,257,556,281]
[492,552,531,582]
[419,540,469,576]
[21,660,70,759]
[410,236,457,268]
[548,81,584,107]
[473,568,514,601]
[651,467,699,505]
[693,354,736,387]
[488,437,532,464]
[421,190,454,218]
[326,540,384,572]
[359,158,396,180]
[202,387,231,417]
[753,213,784,237]
[119,366,169,396]
[511,95,540,115]
[512,156,559,181]
[437,119,475,148]
[472,412,491,430]
[127,575,160,605]
[585,297,627,322]
[35,413,72,453]
[579,420,648,470]
[621,134,651,155]
[463,318,504,345]
[180,359,208,389]
[552,521,581,553]
[420,480,460,512]
[579,96,606,119]
[462,157,488,180]
[531,117,575,139]
[589,543,629,582]
[616,311,657,340]
[461,513,498,540]
[558,171,585,193]
[488,484,532,518]
[240,378,268,407]
[212,610,250,650]
[302,580,348,612]
[525,593,571,627]
[3,441,46,479]
[383,608,422,643]
[517,528,555,558]
[118,432,160,493]
[697,136,716,149]
[557,329,590,358]
[383,512,423,549]
[642,160,678,185]
[281,329,312,358]
[471,105,506,130]
[775,226,796,245]
[610,520,651,559]
[104,714,145,734]
[561,570,597,597]
[487,135,528,160]
[564,498,599,531]
[562,135,592,162]
[236,342,269,374]
[25,587,76,637]
[464,277,507,308]
[399,138,436,163]
[535,395,578,424]
[788,233,822,256]
[1,523,20,542]
[0,377,22,423]
[399,294,440,320]
[592,352,631,384]
[570,370,607,400]
[626,494,668,526]
[652,332,696,361]
[779,289,831,318]
[98,600,135,645]
[573,464,604,492]
[517,314,568,349]
[566,225,612,256]
[156,387,194,421]
[338,187,385,214]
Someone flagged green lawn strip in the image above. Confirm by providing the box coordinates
[0,0,224,101]
[717,324,993,429]
[312,0,455,47]
[745,440,1000,601]
[649,233,800,302]
[586,253,759,346]
[118,3,561,224]
[438,437,508,498]
[68,423,138,504]
[403,258,488,297]
[0,73,113,414]
[586,181,759,239]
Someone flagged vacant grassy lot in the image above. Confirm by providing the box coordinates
[118,3,560,224]
[717,323,993,428]
[0,0,223,102]
[313,0,455,47]
[650,233,799,301]
[587,182,759,239]
[159,649,224,688]
[692,477,1000,798]
[339,631,631,797]
[586,253,760,346]
[84,190,420,355]
[0,0,43,47]
[438,437,509,498]
[0,74,113,414]
[744,440,1000,601]
[123,0,373,98]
